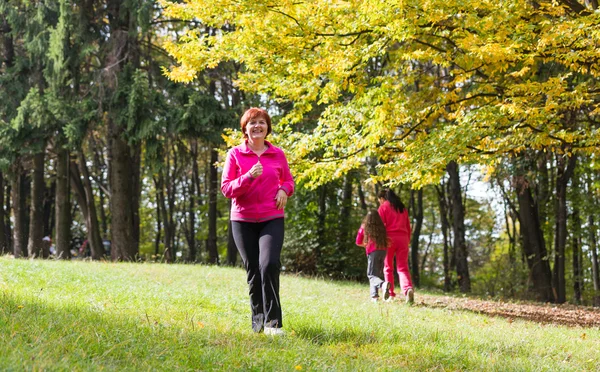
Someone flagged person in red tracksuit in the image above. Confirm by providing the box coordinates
[378,188,414,304]
[221,107,294,336]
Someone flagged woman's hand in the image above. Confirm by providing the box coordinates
[275,189,288,209]
[249,161,263,178]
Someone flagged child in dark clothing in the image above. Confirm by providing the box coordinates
[356,210,390,302]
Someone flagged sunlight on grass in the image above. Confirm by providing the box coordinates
[1,257,599,371]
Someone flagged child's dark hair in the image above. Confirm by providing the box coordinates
[363,210,388,250]
[378,188,405,213]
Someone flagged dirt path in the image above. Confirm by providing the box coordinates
[416,294,600,328]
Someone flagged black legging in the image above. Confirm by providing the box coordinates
[231,218,285,332]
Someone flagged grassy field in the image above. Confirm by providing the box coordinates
[0,257,598,371]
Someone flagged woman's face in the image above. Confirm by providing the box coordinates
[245,116,268,141]
[378,197,385,205]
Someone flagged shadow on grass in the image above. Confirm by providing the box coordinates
[291,323,379,346]
[0,290,275,370]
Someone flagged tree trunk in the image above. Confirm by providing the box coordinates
[4,182,12,253]
[109,135,137,261]
[515,179,553,302]
[336,173,353,271]
[71,152,104,260]
[78,151,104,259]
[55,149,71,259]
[570,172,582,304]
[187,177,197,262]
[357,181,367,211]
[410,188,423,288]
[155,173,172,262]
[589,215,600,307]
[206,147,219,264]
[154,188,162,257]
[105,0,140,261]
[572,208,582,304]
[0,172,6,254]
[11,164,28,258]
[91,136,108,236]
[446,161,470,293]
[27,151,46,258]
[316,184,327,262]
[552,153,576,303]
[436,183,452,292]
[43,179,55,238]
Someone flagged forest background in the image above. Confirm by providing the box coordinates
[1,0,599,307]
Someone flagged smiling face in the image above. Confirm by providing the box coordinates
[240,108,272,140]
[245,116,268,141]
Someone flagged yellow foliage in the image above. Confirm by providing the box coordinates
[160,0,600,186]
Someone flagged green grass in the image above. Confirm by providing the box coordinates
[0,257,598,371]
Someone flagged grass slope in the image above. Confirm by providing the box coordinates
[0,257,598,371]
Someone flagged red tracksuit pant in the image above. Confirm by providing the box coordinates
[384,233,413,297]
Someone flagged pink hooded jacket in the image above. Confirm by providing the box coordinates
[221,140,295,222]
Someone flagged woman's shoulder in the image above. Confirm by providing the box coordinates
[227,143,247,155]
[265,142,287,156]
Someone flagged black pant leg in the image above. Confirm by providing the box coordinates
[231,221,264,332]
[258,218,285,328]
[367,250,386,298]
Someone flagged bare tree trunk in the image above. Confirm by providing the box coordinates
[90,136,108,236]
[337,174,353,268]
[156,172,172,263]
[436,183,452,292]
[5,182,12,253]
[27,152,46,258]
[515,178,553,302]
[154,187,162,257]
[0,172,6,254]
[12,164,28,258]
[109,134,137,261]
[78,151,104,259]
[71,153,104,259]
[187,177,197,262]
[553,153,577,303]
[316,184,327,263]
[206,147,219,264]
[589,215,600,307]
[55,149,71,259]
[357,180,367,211]
[570,172,582,304]
[43,180,55,239]
[446,161,470,293]
[572,208,582,304]
[410,188,423,288]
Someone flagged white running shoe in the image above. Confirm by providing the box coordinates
[264,327,285,336]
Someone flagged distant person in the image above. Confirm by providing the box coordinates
[221,107,295,336]
[79,239,89,257]
[42,236,52,257]
[378,188,414,304]
[356,210,390,302]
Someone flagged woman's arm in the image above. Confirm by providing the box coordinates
[221,150,254,198]
[278,152,295,196]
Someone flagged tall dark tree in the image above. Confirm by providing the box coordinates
[446,161,470,293]
[410,188,423,287]
[552,152,577,303]
[27,151,45,257]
